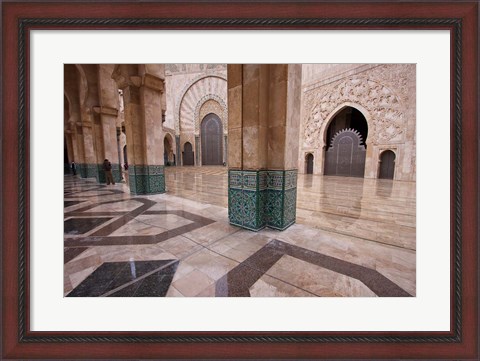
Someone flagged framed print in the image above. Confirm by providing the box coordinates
[1,1,478,359]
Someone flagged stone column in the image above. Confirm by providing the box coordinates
[223,135,228,165]
[195,135,200,165]
[64,133,75,174]
[75,124,87,178]
[80,109,99,180]
[228,64,301,231]
[93,106,121,183]
[114,67,166,195]
[175,135,181,166]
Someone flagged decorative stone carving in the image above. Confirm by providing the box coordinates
[174,74,227,134]
[195,96,228,134]
[166,64,226,75]
[303,67,408,148]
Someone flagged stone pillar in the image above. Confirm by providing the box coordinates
[223,135,228,165]
[75,124,87,178]
[113,66,165,195]
[228,64,301,231]
[80,110,99,180]
[175,135,180,166]
[195,135,200,166]
[93,106,121,183]
[64,133,74,174]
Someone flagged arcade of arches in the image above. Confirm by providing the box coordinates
[64,64,416,297]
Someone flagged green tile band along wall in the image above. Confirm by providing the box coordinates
[228,169,297,231]
[83,163,99,180]
[129,165,165,195]
[77,164,87,178]
[96,163,122,184]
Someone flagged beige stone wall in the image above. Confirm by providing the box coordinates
[298,64,416,181]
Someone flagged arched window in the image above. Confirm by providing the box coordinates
[306,153,314,174]
[378,150,396,179]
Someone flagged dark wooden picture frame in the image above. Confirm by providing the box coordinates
[1,1,478,359]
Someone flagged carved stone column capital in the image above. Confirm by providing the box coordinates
[142,73,164,93]
[93,106,118,117]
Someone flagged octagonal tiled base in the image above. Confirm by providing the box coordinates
[228,169,297,231]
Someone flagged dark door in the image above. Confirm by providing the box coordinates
[306,153,314,174]
[379,150,395,179]
[183,142,194,166]
[201,113,223,165]
[324,129,366,177]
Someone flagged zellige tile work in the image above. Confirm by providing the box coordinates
[64,166,415,297]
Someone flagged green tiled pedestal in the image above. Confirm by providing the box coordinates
[228,169,297,231]
[129,165,165,195]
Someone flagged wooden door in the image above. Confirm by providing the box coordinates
[306,153,314,174]
[324,129,366,177]
[183,142,194,166]
[201,113,223,165]
[379,150,395,179]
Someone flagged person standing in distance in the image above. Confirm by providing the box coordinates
[71,161,77,176]
[103,159,115,185]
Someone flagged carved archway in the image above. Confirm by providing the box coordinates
[175,74,227,135]
[323,106,368,177]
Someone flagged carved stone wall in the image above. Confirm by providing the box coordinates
[198,98,227,134]
[299,64,416,181]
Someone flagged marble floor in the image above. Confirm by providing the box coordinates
[64,166,416,297]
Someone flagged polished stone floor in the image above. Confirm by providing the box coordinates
[64,166,416,297]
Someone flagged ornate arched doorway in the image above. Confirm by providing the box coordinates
[379,150,396,179]
[201,113,223,165]
[324,106,368,177]
[306,153,314,174]
[183,142,194,166]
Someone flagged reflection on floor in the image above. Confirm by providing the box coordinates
[64,166,416,297]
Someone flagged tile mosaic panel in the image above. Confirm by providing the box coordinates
[112,164,122,183]
[78,163,87,178]
[85,163,98,179]
[228,170,243,190]
[129,165,165,195]
[266,189,284,229]
[267,170,285,190]
[283,188,297,228]
[284,170,297,190]
[96,164,106,183]
[228,169,297,231]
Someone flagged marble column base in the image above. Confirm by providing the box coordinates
[228,169,297,231]
[129,165,165,195]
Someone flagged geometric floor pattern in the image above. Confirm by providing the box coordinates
[67,260,178,297]
[64,167,416,297]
